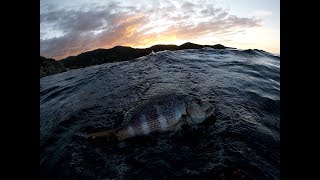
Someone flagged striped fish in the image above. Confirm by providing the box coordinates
[86,94,215,141]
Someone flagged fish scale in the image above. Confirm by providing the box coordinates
[116,95,191,139]
[86,94,214,141]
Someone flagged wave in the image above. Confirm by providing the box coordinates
[40,48,280,179]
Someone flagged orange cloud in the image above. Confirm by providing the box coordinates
[40,2,262,60]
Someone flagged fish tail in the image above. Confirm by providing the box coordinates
[86,129,117,140]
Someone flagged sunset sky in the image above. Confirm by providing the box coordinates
[40,0,279,60]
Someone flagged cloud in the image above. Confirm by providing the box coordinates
[181,1,196,12]
[251,10,273,18]
[40,0,262,60]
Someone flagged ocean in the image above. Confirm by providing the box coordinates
[40,48,280,179]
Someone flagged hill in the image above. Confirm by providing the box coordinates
[40,56,66,78]
[60,43,227,69]
[40,43,227,77]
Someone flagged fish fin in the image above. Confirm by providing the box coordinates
[173,123,183,133]
[73,132,90,139]
[123,92,187,122]
[86,129,117,140]
[123,106,140,123]
[169,119,186,137]
[123,94,156,121]
[169,124,182,137]
[143,84,186,98]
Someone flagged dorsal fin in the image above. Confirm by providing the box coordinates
[123,106,140,122]
[122,86,188,124]
[143,84,186,98]
[122,98,150,125]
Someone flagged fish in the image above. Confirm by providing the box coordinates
[85,94,215,141]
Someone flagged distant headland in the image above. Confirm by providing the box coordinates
[40,42,229,78]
